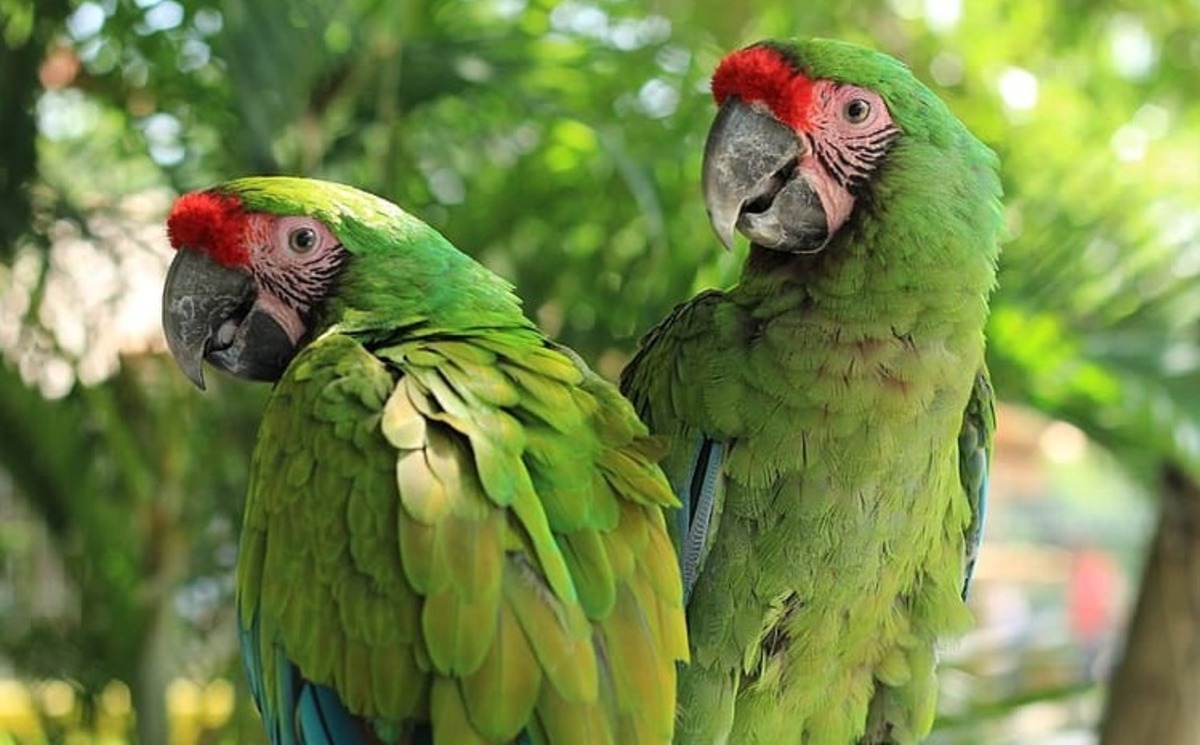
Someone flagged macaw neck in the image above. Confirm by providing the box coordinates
[315,245,532,338]
[731,238,992,345]
[731,244,872,315]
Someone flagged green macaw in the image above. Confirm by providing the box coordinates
[160,177,688,745]
[620,39,1000,744]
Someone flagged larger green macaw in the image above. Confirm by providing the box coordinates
[160,177,688,745]
[620,39,1000,744]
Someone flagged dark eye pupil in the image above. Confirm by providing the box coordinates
[291,228,316,252]
[847,100,869,122]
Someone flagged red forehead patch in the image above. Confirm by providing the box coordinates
[166,191,250,267]
[711,44,815,131]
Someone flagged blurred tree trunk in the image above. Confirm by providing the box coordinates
[1099,464,1200,745]
[0,0,72,257]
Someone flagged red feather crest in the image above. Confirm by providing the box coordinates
[710,44,814,131]
[166,191,250,267]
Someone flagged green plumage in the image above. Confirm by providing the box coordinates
[222,178,688,743]
[621,40,1001,744]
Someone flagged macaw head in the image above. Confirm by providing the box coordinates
[161,177,516,388]
[702,38,1000,257]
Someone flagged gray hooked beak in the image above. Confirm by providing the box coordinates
[701,98,828,253]
[162,249,294,389]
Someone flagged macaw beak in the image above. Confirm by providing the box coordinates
[161,248,294,389]
[701,98,828,253]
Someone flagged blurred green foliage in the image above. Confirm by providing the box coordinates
[2,0,1199,742]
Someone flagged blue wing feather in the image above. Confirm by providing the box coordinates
[678,437,726,604]
[958,369,995,600]
[240,604,298,745]
[297,684,362,745]
[240,604,374,745]
[240,604,538,745]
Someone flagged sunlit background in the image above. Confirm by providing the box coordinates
[2,0,1199,743]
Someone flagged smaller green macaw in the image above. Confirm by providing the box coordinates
[160,177,688,744]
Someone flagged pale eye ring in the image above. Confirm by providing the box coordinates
[288,226,319,254]
[844,98,871,124]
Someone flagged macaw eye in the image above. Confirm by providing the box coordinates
[288,226,318,254]
[844,98,871,124]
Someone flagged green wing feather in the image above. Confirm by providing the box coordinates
[239,327,688,744]
[621,290,728,563]
[620,292,738,742]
